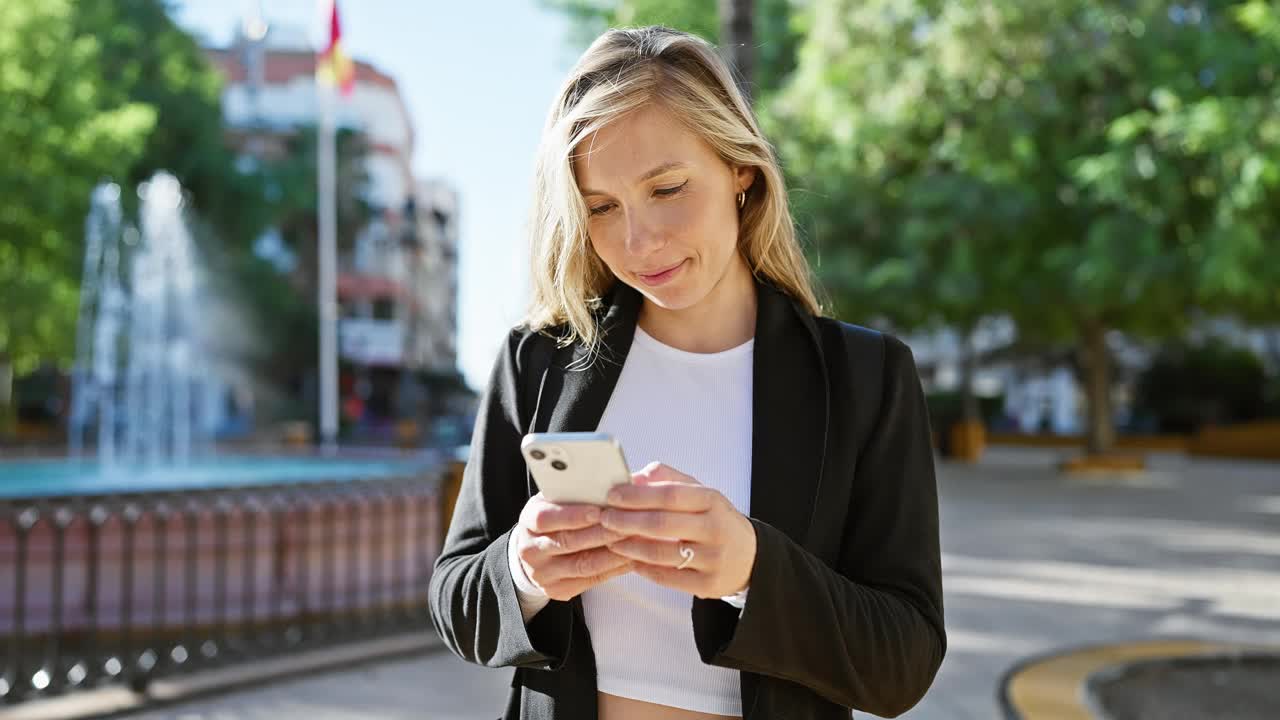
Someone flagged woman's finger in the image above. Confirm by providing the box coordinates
[520,494,602,534]
[607,537,713,570]
[543,562,633,602]
[529,546,630,586]
[600,508,715,541]
[630,562,710,597]
[529,524,627,556]
[632,461,699,486]
[605,482,719,512]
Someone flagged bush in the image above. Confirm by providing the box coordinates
[1264,376,1280,420]
[1133,339,1268,433]
[925,391,1006,430]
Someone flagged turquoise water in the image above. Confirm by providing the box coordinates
[0,455,441,499]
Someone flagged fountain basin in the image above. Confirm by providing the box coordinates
[0,455,440,499]
[0,454,451,700]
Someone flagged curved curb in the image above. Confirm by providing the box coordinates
[997,638,1265,720]
[1084,651,1280,720]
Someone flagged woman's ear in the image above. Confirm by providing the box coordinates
[735,165,758,194]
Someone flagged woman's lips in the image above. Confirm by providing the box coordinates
[636,260,686,287]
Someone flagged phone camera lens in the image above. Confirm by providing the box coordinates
[529,449,546,460]
[551,460,568,471]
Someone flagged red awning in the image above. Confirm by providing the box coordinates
[337,273,406,301]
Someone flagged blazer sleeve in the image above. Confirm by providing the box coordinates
[428,329,576,670]
[691,335,946,718]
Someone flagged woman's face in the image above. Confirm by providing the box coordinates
[574,103,755,312]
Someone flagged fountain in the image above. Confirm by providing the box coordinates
[0,174,451,705]
[68,173,214,470]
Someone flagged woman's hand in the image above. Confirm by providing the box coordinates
[513,493,634,601]
[601,462,757,599]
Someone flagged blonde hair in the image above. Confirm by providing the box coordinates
[525,25,821,351]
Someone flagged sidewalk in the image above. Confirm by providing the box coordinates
[120,647,512,720]
[114,448,1280,719]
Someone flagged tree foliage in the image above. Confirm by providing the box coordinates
[72,0,276,251]
[777,0,1280,451]
[541,0,804,99]
[1,0,373,402]
[0,0,156,374]
[530,0,1280,451]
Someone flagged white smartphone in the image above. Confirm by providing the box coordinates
[520,432,632,505]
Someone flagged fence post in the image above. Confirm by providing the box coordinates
[439,460,465,550]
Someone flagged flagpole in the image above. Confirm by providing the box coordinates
[317,80,339,454]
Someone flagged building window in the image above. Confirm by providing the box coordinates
[372,298,395,320]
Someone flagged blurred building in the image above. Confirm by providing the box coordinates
[406,179,460,373]
[204,22,469,442]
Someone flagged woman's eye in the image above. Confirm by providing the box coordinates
[654,180,688,197]
[588,182,684,216]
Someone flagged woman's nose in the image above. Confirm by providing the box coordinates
[623,207,665,257]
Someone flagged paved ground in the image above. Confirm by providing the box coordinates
[120,448,1280,720]
[121,649,512,720]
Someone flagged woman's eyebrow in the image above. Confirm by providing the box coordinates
[580,161,689,197]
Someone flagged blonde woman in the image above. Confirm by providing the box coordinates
[430,26,945,720]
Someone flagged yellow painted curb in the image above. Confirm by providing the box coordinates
[999,639,1265,719]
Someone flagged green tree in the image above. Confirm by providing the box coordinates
[0,0,155,375]
[549,0,719,49]
[1,0,380,434]
[720,0,755,101]
[74,0,276,251]
[0,0,290,377]
[542,0,804,100]
[779,0,1280,454]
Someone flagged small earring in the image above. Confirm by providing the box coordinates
[737,191,746,209]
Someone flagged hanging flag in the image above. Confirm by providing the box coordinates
[316,1,355,95]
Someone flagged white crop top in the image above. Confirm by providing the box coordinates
[508,326,754,715]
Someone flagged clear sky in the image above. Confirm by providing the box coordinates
[172,0,581,392]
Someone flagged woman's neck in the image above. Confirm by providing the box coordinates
[636,254,757,353]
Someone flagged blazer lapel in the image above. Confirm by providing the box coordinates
[530,283,643,681]
[737,282,828,720]
[539,284,643,435]
[748,282,828,549]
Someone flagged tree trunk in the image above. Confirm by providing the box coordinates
[0,351,10,407]
[959,328,980,423]
[719,0,754,102]
[292,223,320,300]
[1265,328,1280,373]
[1080,320,1115,456]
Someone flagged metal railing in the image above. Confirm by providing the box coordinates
[0,469,447,705]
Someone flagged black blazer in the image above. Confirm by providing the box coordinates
[429,280,945,719]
